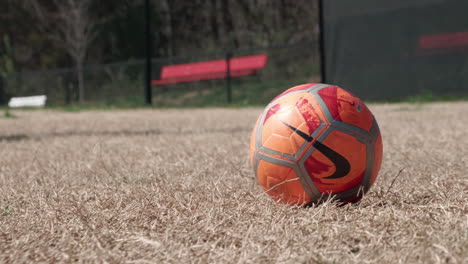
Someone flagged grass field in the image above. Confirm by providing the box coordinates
[1,102,467,263]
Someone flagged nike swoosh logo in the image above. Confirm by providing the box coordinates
[282,122,351,179]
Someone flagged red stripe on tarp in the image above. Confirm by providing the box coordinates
[418,31,468,49]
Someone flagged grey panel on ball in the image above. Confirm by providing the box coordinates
[361,118,381,192]
[256,152,296,168]
[252,151,260,179]
[306,83,333,93]
[331,120,371,139]
[309,86,336,123]
[296,128,334,201]
[330,125,370,144]
[255,152,317,200]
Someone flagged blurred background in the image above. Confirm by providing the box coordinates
[0,0,320,107]
[1,0,468,107]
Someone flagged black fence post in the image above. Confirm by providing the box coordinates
[63,73,71,105]
[226,51,232,103]
[318,0,327,83]
[0,73,5,105]
[144,0,153,105]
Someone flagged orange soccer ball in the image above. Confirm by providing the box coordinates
[249,83,383,205]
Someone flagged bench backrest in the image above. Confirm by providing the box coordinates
[153,54,267,85]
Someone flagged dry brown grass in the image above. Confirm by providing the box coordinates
[0,103,467,263]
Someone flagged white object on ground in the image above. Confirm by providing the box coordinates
[8,95,47,108]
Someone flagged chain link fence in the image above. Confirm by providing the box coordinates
[323,0,468,100]
[1,40,321,107]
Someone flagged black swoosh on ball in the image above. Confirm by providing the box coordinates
[282,122,350,179]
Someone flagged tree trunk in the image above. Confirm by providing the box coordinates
[159,0,170,56]
[77,60,85,103]
[164,0,176,56]
[210,0,219,43]
[221,0,239,48]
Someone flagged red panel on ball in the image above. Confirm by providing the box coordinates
[263,103,281,124]
[304,130,367,194]
[318,86,374,131]
[271,83,316,102]
[296,97,322,133]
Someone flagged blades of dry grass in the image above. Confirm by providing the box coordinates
[0,103,467,263]
[385,168,405,195]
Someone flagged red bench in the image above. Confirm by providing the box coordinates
[152,54,268,85]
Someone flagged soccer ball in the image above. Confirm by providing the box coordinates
[249,83,383,205]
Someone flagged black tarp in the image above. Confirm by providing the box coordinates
[323,0,468,100]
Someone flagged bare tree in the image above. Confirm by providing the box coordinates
[30,0,96,103]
